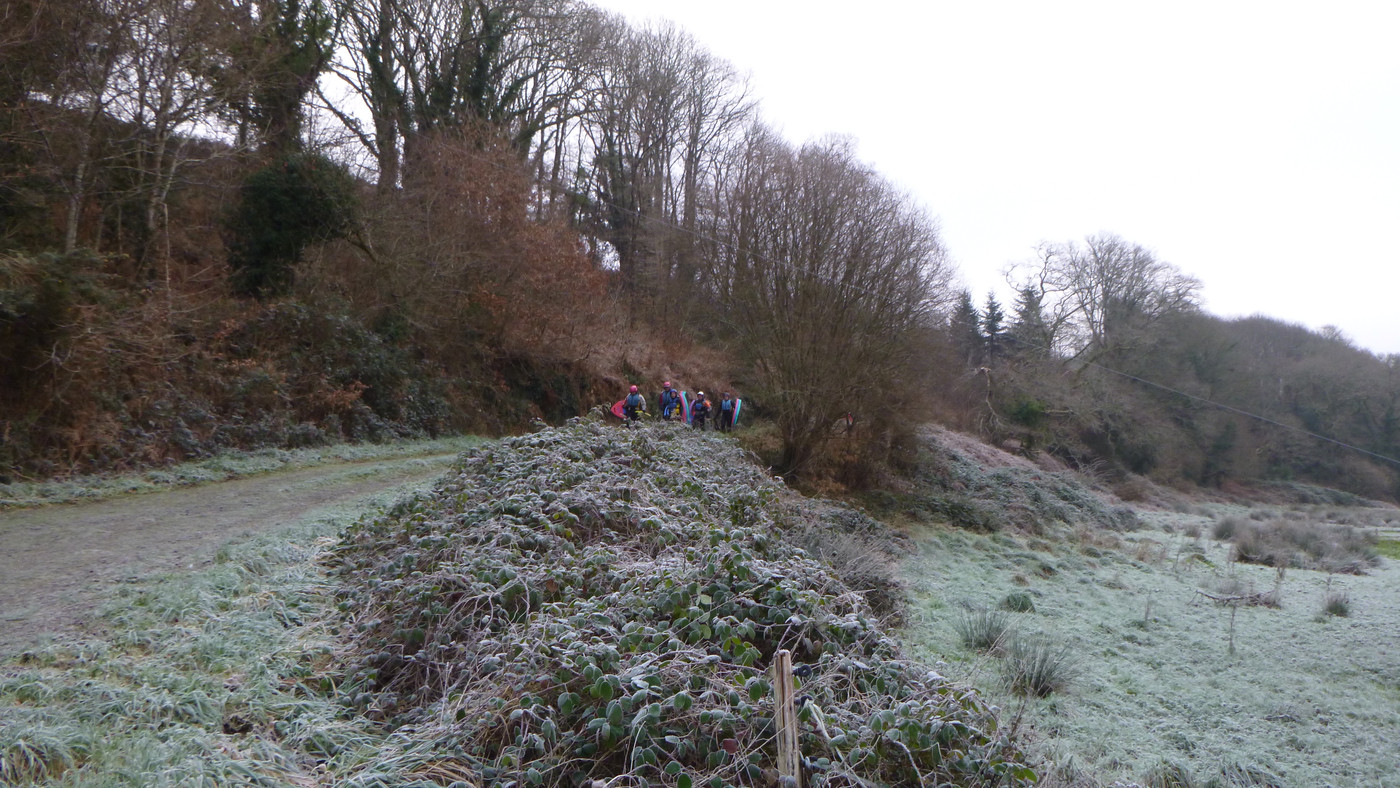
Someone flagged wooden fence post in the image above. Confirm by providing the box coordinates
[773,649,801,788]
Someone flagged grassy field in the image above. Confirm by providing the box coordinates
[6,421,1398,787]
[0,435,481,510]
[0,475,439,786]
[902,505,1400,787]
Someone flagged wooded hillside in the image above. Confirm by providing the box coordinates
[2,0,1397,500]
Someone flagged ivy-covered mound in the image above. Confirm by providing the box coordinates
[330,419,1035,787]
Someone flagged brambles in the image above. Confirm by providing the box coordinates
[329,420,1036,787]
[887,426,1137,534]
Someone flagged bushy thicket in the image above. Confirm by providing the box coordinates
[0,278,466,477]
[0,129,622,478]
[328,420,1035,787]
[1226,519,1380,575]
[224,153,358,299]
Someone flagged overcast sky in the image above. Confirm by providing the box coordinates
[591,0,1400,356]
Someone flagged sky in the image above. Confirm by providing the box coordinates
[590,0,1400,356]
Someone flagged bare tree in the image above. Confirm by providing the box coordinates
[574,19,752,319]
[1013,233,1201,361]
[710,130,952,475]
[325,0,591,190]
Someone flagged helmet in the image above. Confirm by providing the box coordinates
[697,391,704,397]
[629,385,638,393]
[663,381,671,388]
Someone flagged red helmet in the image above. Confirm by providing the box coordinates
[663,381,671,388]
[629,385,639,393]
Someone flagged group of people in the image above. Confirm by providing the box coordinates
[622,381,738,431]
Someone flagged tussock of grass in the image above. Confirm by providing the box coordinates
[1144,760,1197,788]
[957,610,1014,653]
[1322,588,1350,617]
[1000,591,1037,613]
[1000,637,1077,697]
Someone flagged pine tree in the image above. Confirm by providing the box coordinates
[983,293,1005,362]
[949,289,984,366]
[1007,286,1052,357]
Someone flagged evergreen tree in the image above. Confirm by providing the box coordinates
[1007,285,1052,357]
[982,292,1005,362]
[949,289,984,366]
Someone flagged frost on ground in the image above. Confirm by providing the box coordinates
[1,421,1033,787]
[900,430,1400,788]
[864,425,1139,535]
[328,418,1036,787]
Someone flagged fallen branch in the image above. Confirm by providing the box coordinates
[1194,589,1279,608]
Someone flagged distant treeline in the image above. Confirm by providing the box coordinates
[2,0,1396,499]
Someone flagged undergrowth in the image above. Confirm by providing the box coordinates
[1224,518,1379,575]
[328,418,1036,787]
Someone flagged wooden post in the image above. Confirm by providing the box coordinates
[773,649,801,788]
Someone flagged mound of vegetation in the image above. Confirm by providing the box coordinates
[865,426,1136,534]
[329,419,1035,787]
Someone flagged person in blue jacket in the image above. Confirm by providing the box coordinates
[717,392,736,432]
[659,381,681,421]
[623,384,645,424]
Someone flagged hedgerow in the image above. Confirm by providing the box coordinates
[329,419,1035,787]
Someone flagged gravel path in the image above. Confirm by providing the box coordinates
[0,453,456,656]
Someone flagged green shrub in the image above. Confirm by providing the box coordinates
[1000,591,1036,613]
[1001,637,1076,697]
[957,609,1013,653]
[225,153,357,299]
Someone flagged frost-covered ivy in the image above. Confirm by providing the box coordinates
[330,419,1035,787]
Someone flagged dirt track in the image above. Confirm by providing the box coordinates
[0,453,457,657]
